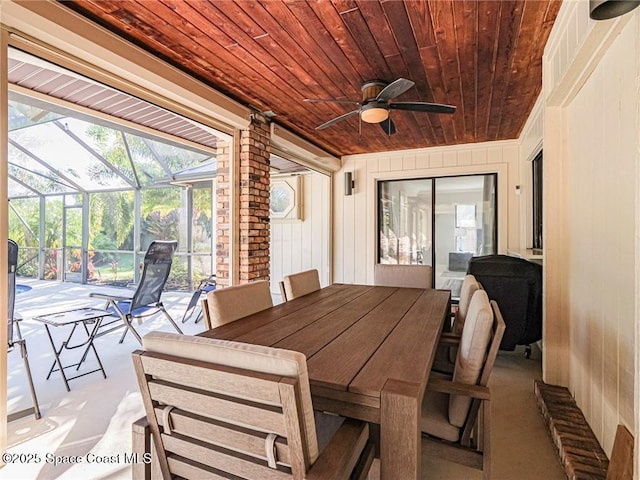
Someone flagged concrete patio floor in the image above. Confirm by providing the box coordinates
[5,279,205,480]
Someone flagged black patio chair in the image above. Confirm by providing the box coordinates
[90,240,182,344]
[180,274,216,324]
[8,239,41,420]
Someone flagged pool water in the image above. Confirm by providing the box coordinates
[15,284,32,295]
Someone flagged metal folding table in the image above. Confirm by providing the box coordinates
[33,307,111,391]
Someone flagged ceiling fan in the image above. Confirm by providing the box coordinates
[304,78,456,135]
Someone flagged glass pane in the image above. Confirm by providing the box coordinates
[125,135,169,186]
[9,122,132,191]
[8,100,65,131]
[167,255,189,291]
[191,253,213,284]
[44,197,63,249]
[8,198,40,247]
[378,179,432,266]
[140,187,182,250]
[43,197,63,280]
[64,207,82,247]
[64,206,83,282]
[44,248,63,281]
[434,175,497,293]
[532,152,543,250]
[89,191,135,251]
[16,247,39,279]
[8,178,38,198]
[192,186,213,253]
[8,198,41,279]
[143,137,210,173]
[89,250,135,287]
[8,144,77,194]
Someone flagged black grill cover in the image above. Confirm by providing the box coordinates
[467,255,542,350]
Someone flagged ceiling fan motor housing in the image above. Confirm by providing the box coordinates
[361,80,387,102]
[360,80,389,123]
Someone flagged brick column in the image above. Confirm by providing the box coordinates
[238,115,270,282]
[215,139,232,288]
[215,116,271,286]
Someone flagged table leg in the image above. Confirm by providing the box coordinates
[44,324,71,392]
[82,319,107,379]
[380,379,422,480]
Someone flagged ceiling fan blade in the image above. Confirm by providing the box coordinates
[376,78,415,102]
[379,117,396,135]
[316,109,361,130]
[304,98,360,105]
[388,102,456,114]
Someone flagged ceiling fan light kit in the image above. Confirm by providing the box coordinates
[361,105,389,124]
[305,77,456,135]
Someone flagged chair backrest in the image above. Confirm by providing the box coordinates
[449,290,505,429]
[282,269,321,301]
[131,240,177,311]
[8,240,18,346]
[205,280,273,328]
[278,280,288,301]
[452,274,481,335]
[134,331,320,479]
[373,264,433,289]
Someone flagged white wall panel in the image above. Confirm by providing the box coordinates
[270,172,330,298]
[333,141,518,285]
[563,18,637,455]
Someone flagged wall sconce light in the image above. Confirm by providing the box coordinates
[590,0,640,20]
[344,171,355,196]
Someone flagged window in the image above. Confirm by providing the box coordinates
[532,151,543,250]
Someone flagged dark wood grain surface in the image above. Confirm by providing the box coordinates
[201,283,449,403]
[64,0,561,157]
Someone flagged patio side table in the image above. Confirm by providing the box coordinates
[33,307,111,391]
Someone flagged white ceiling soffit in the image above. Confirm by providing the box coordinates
[2,0,251,133]
[8,48,220,152]
[270,123,340,175]
[269,154,310,174]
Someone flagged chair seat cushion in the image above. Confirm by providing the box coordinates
[421,387,461,443]
[314,412,344,454]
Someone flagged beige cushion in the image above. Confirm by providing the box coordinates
[421,373,461,442]
[449,289,493,427]
[142,331,321,463]
[205,280,273,328]
[452,274,480,335]
[373,264,433,289]
[283,269,321,301]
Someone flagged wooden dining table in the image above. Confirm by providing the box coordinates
[201,283,451,479]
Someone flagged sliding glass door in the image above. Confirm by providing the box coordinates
[379,179,433,267]
[378,173,497,296]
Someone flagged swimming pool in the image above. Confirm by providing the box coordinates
[16,284,32,295]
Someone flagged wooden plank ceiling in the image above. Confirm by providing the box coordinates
[62,0,561,157]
